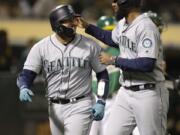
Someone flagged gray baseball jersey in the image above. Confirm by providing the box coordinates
[112,13,165,86]
[103,13,169,135]
[23,33,106,99]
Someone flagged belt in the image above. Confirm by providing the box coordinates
[50,95,86,104]
[124,83,155,91]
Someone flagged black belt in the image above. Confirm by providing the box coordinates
[124,83,155,91]
[50,95,86,104]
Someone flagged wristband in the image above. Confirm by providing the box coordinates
[97,99,106,105]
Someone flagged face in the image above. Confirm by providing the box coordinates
[61,17,77,32]
[112,0,119,13]
[56,17,78,39]
[112,0,128,20]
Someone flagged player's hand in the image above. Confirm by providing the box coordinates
[75,17,89,29]
[99,52,114,65]
[19,87,34,102]
[92,100,105,121]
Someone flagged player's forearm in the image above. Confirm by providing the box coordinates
[85,24,118,48]
[17,69,37,89]
[96,69,109,100]
[114,57,156,72]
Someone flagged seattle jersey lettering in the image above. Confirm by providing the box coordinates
[43,57,89,73]
[119,35,137,53]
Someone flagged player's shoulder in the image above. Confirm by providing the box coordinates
[32,35,51,49]
[78,34,101,49]
[79,33,97,43]
[137,13,158,31]
[114,18,125,30]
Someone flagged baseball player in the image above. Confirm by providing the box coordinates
[77,0,169,135]
[16,5,109,135]
[132,11,167,135]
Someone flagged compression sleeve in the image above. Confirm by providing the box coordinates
[17,69,37,89]
[85,24,119,48]
[96,69,109,100]
[115,57,156,72]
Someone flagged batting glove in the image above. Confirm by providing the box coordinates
[92,100,105,121]
[19,87,34,102]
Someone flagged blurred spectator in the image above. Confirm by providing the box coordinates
[0,30,15,71]
[0,0,20,18]
[0,0,180,22]
[80,0,112,20]
[19,0,58,18]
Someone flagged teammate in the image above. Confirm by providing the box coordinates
[16,5,109,135]
[77,0,169,135]
[132,10,167,135]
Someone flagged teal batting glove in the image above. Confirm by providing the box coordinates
[19,87,34,102]
[92,100,105,121]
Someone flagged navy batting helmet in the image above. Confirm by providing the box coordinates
[114,0,141,20]
[49,5,79,31]
[117,0,141,9]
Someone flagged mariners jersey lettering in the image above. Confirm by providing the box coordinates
[23,34,106,98]
[112,13,165,86]
[43,57,89,73]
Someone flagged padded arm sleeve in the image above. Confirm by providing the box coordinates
[96,69,109,99]
[17,69,37,89]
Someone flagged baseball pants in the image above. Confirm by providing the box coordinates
[48,96,95,135]
[103,81,169,135]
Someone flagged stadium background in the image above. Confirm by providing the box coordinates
[0,0,179,135]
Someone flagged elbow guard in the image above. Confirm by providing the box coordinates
[97,80,106,97]
[96,69,109,99]
[97,79,109,100]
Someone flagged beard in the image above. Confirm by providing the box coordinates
[56,25,75,39]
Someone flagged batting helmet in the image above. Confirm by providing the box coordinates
[117,0,141,9]
[49,5,80,37]
[114,0,141,20]
[97,16,117,31]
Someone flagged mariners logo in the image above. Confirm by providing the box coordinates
[142,38,152,48]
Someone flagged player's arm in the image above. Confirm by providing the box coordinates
[96,69,109,100]
[92,69,109,121]
[89,40,110,121]
[17,69,37,102]
[100,53,156,72]
[17,42,42,102]
[77,18,118,48]
[113,57,156,72]
[17,69,37,89]
[85,24,118,48]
